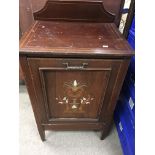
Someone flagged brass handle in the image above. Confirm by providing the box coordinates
[63,62,88,70]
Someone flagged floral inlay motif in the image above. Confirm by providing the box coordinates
[56,80,94,113]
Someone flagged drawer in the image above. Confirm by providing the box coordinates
[28,58,122,122]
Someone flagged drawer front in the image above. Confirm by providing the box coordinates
[28,58,121,122]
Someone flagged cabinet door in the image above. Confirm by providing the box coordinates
[28,58,121,122]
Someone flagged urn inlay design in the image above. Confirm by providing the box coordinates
[56,80,94,113]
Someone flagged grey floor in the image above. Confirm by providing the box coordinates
[19,85,122,155]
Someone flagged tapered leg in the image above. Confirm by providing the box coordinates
[38,126,46,141]
[100,130,108,140]
[100,123,112,140]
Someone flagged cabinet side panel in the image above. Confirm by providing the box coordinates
[107,59,130,112]
[100,59,130,140]
[19,56,45,140]
[99,59,130,123]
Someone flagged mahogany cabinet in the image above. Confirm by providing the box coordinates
[20,0,134,141]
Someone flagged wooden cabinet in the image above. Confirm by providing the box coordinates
[20,0,134,141]
[28,58,121,119]
[19,0,125,81]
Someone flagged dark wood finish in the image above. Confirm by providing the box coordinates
[20,21,133,57]
[19,0,127,81]
[20,56,46,141]
[43,122,104,130]
[20,0,134,141]
[19,0,34,35]
[19,0,126,34]
[30,0,123,25]
[34,1,115,22]
[19,0,34,82]
[28,58,121,120]
[19,64,24,82]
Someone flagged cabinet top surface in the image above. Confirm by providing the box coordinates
[20,21,134,57]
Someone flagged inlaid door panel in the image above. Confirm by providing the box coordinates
[28,58,121,122]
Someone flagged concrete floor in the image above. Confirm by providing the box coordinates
[19,85,122,155]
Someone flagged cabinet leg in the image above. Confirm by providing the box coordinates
[100,130,108,140]
[100,123,112,140]
[38,126,46,141]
